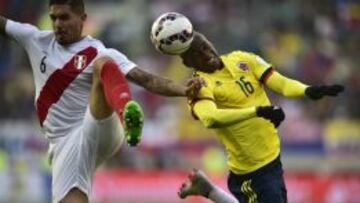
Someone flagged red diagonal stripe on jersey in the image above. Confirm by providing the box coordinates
[36,46,98,126]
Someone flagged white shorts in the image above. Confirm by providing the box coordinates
[48,108,124,203]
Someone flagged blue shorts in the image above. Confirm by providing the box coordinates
[227,156,287,203]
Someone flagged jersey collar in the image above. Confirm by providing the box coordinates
[55,35,92,50]
[220,55,236,77]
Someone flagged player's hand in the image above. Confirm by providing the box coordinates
[305,85,344,100]
[185,77,207,99]
[256,106,285,128]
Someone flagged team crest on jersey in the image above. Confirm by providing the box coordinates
[74,55,88,70]
[238,62,249,72]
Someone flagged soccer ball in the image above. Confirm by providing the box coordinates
[150,12,194,55]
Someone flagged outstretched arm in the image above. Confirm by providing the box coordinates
[263,68,344,99]
[192,99,285,128]
[248,53,344,99]
[0,16,7,35]
[192,99,257,128]
[0,16,39,48]
[126,67,187,97]
[264,69,308,98]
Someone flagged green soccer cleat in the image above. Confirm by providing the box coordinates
[123,100,144,147]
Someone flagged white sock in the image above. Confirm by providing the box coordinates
[208,185,239,203]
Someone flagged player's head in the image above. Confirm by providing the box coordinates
[180,31,223,73]
[49,0,86,45]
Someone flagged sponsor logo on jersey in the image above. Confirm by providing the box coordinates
[238,62,249,71]
[74,55,88,70]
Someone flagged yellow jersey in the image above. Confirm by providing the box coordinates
[191,51,281,174]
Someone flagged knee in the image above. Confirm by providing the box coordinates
[93,56,114,80]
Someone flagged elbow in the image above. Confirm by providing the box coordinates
[196,108,222,128]
[201,116,219,129]
[204,121,216,128]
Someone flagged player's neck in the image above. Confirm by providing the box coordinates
[218,60,225,70]
[59,35,86,47]
[208,60,224,73]
[71,35,86,44]
[203,59,224,73]
[76,35,86,42]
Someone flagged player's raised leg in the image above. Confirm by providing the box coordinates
[57,56,138,203]
[179,169,239,203]
[92,57,144,146]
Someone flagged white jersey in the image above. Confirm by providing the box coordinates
[6,20,137,140]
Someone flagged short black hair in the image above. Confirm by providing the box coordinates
[49,0,85,14]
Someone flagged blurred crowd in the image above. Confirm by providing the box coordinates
[0,0,359,201]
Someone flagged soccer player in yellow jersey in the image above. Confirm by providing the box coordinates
[177,32,344,203]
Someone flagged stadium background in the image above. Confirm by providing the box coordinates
[0,0,359,202]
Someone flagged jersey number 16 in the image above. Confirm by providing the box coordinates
[236,76,254,97]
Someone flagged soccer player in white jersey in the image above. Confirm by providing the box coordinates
[0,0,204,202]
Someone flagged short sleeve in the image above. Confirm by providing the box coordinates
[5,20,39,48]
[105,48,137,75]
